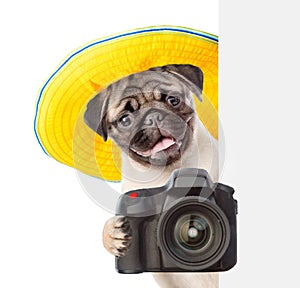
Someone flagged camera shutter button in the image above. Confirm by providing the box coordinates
[129,192,139,199]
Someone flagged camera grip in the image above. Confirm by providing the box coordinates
[115,217,144,273]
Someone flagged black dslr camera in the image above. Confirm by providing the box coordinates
[116,168,237,273]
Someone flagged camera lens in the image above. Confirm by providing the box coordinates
[175,214,211,251]
[158,197,230,271]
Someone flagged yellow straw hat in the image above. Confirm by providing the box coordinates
[34,26,218,182]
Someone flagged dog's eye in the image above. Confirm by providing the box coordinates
[166,95,181,107]
[118,114,132,127]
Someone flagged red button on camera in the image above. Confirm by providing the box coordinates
[129,192,139,199]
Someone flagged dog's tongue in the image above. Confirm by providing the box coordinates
[135,137,175,157]
[151,137,175,154]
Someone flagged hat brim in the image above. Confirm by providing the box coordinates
[34,26,218,181]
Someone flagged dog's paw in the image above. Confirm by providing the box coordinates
[102,216,132,257]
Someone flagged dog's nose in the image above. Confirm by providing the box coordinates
[144,110,164,126]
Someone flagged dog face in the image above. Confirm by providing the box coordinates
[84,64,203,167]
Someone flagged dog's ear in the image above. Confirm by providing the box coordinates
[150,64,203,101]
[84,86,111,142]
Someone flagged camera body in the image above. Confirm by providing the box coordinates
[115,168,237,273]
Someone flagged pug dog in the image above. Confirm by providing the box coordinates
[84,64,219,288]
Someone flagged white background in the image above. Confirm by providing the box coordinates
[0,0,299,287]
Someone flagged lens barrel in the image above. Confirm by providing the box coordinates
[158,196,230,271]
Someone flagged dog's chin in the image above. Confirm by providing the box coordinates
[129,136,183,166]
